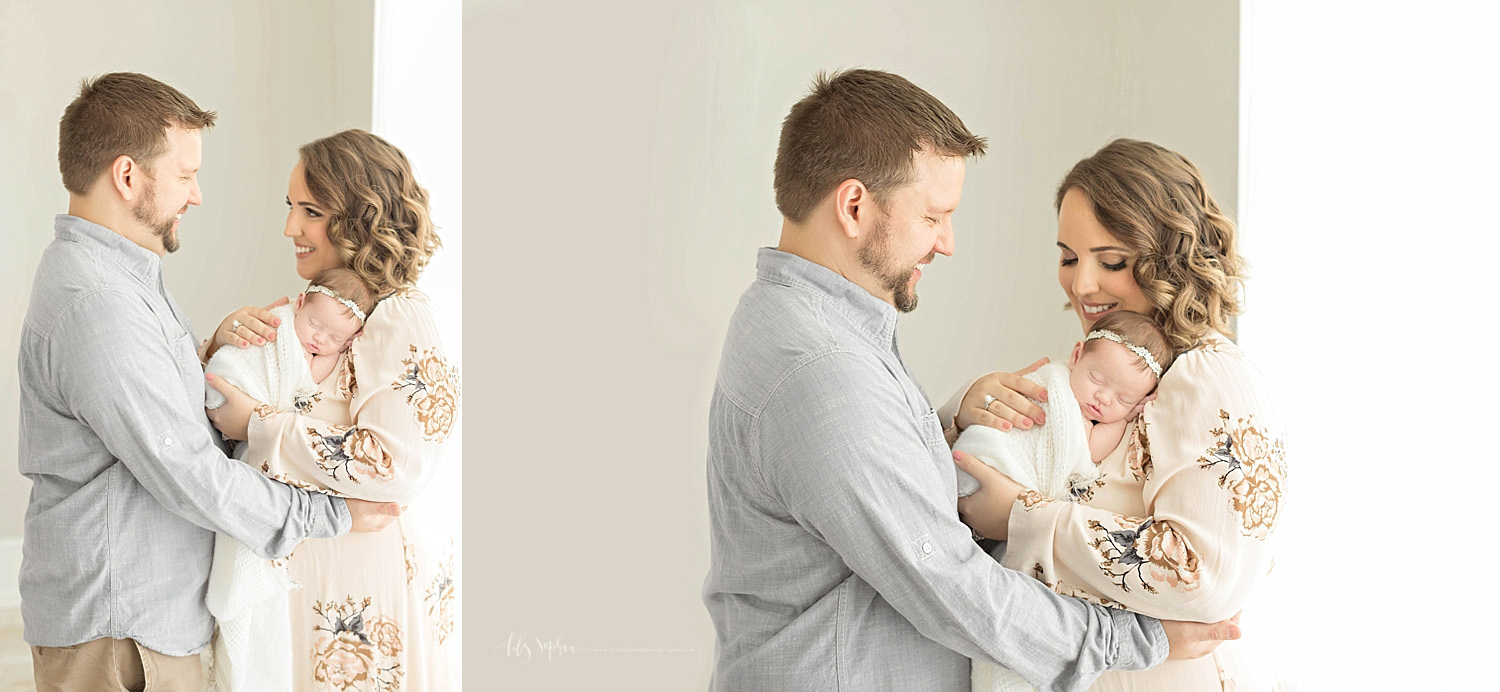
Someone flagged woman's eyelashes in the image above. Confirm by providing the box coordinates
[284,197,323,218]
[1059,254,1127,271]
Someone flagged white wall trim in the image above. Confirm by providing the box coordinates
[0,537,21,611]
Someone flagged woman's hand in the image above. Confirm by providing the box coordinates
[955,358,1050,432]
[954,451,1026,540]
[204,373,259,441]
[204,297,289,360]
[1162,611,1242,660]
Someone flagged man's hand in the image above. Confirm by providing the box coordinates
[954,450,1025,540]
[347,499,405,533]
[205,373,258,441]
[1162,611,1242,660]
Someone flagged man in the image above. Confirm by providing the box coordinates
[17,72,399,691]
[704,69,1236,691]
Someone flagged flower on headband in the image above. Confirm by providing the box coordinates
[1085,329,1162,377]
[306,285,367,323]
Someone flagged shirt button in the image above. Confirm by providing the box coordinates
[164,436,174,446]
[922,542,933,555]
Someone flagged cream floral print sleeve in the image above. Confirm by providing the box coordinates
[244,291,460,691]
[1001,334,1287,691]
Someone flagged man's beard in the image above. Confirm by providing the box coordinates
[133,180,179,253]
[856,212,918,313]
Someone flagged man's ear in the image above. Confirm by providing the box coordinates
[832,178,870,240]
[109,155,144,202]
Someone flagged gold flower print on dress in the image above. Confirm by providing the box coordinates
[337,355,358,399]
[424,546,456,645]
[1016,489,1055,510]
[307,425,395,483]
[1197,410,1287,540]
[1087,515,1155,594]
[259,461,345,496]
[1191,335,1229,353]
[253,403,279,420]
[1126,417,1153,482]
[1032,563,1126,609]
[294,391,323,415]
[311,597,405,691]
[393,345,459,442]
[1069,477,1106,503]
[1136,520,1201,591]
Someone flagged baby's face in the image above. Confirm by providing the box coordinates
[1069,340,1157,424]
[294,292,362,356]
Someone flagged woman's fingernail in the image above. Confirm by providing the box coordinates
[1036,413,1046,424]
[1038,391,1048,401]
[1000,421,1011,430]
[1020,419,1033,429]
[256,338,266,345]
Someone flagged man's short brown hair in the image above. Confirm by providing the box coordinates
[58,72,217,195]
[774,69,987,223]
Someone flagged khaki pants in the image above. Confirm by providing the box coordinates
[31,637,203,692]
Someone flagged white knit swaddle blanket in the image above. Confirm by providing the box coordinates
[203,305,315,692]
[204,305,316,411]
[952,362,1098,692]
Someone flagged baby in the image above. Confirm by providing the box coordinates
[204,267,375,414]
[201,267,373,691]
[953,311,1175,500]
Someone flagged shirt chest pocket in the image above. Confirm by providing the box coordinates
[167,329,206,404]
[915,406,946,450]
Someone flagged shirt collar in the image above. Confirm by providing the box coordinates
[755,247,899,347]
[54,214,162,284]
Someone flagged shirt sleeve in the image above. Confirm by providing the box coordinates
[245,293,459,504]
[1004,341,1287,622]
[758,351,1167,692]
[50,289,350,560]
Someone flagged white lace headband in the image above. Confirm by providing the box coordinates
[1085,329,1163,378]
[306,285,367,323]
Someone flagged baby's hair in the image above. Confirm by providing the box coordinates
[1082,311,1177,378]
[307,267,377,320]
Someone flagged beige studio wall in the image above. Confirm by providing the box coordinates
[473,0,1239,687]
[0,0,374,608]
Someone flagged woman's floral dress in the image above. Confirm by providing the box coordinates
[948,333,1287,691]
[243,291,460,691]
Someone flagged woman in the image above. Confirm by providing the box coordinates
[205,130,459,690]
[947,139,1285,691]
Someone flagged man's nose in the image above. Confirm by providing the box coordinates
[935,220,955,256]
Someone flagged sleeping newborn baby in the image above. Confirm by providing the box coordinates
[200,267,374,691]
[204,267,374,415]
[953,311,1176,500]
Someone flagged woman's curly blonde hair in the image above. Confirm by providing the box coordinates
[1056,139,1245,351]
[299,129,440,297]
